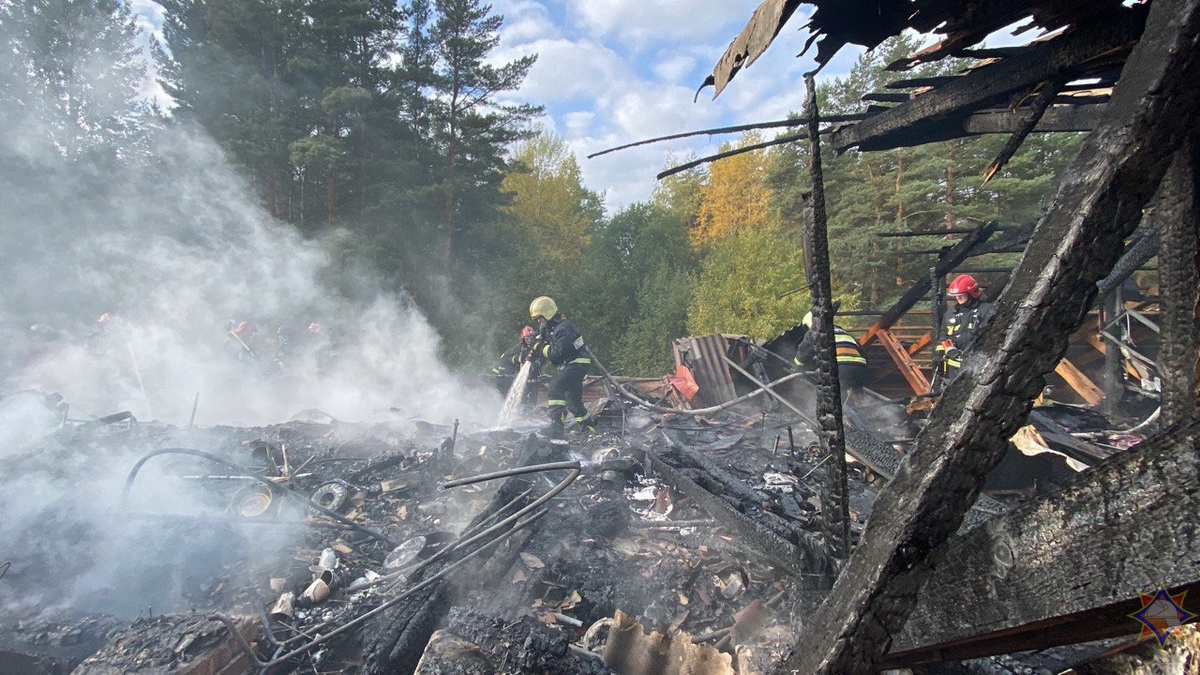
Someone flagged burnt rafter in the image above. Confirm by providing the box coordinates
[884,419,1200,667]
[702,0,917,99]
[787,0,1200,670]
[651,105,1100,181]
[962,103,1102,135]
[983,77,1067,182]
[831,6,1148,152]
[1155,145,1200,427]
[892,0,1130,70]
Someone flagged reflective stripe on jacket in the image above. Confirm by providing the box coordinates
[794,326,867,368]
[833,329,867,366]
[541,318,591,367]
[937,300,993,369]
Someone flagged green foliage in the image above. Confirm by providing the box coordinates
[566,202,695,375]
[688,220,808,339]
[612,206,695,374]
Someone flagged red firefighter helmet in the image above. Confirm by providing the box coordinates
[947,274,981,299]
[519,325,536,340]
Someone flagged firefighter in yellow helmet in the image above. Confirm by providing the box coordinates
[528,296,596,438]
[793,306,869,402]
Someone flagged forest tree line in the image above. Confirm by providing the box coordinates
[1,1,1081,377]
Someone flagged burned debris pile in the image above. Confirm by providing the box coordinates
[4,353,1179,675]
[0,380,903,674]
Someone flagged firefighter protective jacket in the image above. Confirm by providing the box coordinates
[540,318,591,367]
[491,341,526,377]
[794,325,867,369]
[937,299,994,369]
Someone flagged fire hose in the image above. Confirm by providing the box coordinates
[119,448,398,548]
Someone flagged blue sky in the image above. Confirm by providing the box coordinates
[488,0,860,210]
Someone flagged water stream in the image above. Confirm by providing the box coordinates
[496,360,532,428]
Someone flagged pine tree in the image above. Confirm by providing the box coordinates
[0,0,155,163]
[427,0,540,262]
[162,0,413,231]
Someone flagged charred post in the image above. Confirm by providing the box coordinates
[1155,143,1200,427]
[802,72,852,565]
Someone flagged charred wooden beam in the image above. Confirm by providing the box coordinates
[787,1,1200,670]
[844,105,1103,152]
[1156,145,1199,427]
[832,8,1146,152]
[970,220,1036,256]
[862,92,914,103]
[643,444,830,582]
[952,45,1025,60]
[1096,219,1157,298]
[983,78,1067,182]
[884,420,1200,667]
[861,220,999,345]
[901,0,1130,68]
[885,75,960,89]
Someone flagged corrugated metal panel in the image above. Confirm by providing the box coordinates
[673,335,738,406]
[602,609,734,675]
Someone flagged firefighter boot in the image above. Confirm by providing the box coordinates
[574,415,598,436]
[541,408,566,439]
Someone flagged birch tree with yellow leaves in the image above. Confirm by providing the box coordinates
[691,132,773,246]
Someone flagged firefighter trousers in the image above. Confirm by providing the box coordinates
[546,362,590,425]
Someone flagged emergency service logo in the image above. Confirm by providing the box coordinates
[1128,587,1196,646]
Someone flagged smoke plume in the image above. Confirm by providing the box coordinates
[0,7,502,620]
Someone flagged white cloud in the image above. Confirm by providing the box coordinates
[652,51,696,83]
[491,1,845,208]
[493,0,561,42]
[562,111,595,136]
[569,0,756,50]
[494,37,629,103]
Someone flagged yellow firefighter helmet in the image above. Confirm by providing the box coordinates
[529,296,558,320]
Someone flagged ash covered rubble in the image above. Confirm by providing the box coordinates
[0,363,1155,675]
[0,379,883,674]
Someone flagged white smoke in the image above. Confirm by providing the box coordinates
[2,125,502,428]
